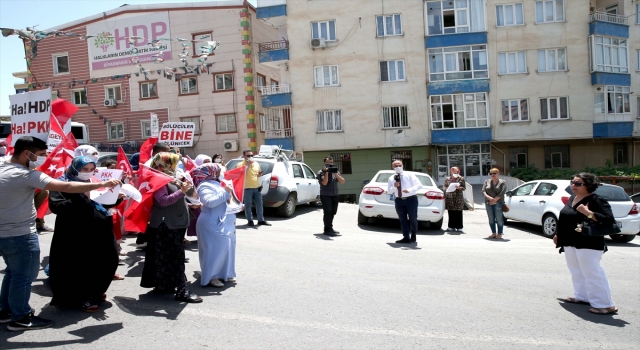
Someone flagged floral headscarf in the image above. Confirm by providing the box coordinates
[194,154,212,166]
[150,152,181,176]
[65,156,96,182]
[74,145,99,158]
[192,163,221,188]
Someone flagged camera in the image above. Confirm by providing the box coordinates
[327,166,338,173]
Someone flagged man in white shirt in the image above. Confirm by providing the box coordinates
[387,160,422,244]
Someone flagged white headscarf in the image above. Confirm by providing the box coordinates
[74,145,100,158]
[194,154,212,166]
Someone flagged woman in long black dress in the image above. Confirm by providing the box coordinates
[48,156,119,312]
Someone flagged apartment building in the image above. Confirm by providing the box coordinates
[26,1,281,156]
[256,0,639,198]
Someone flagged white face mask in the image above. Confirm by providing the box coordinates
[28,152,46,169]
[88,155,99,163]
[247,157,254,162]
[77,172,94,181]
[394,166,403,174]
[214,158,222,163]
[452,173,460,178]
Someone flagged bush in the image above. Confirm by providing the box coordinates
[510,165,640,183]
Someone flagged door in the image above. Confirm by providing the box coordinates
[291,164,310,202]
[302,164,320,201]
[526,182,558,223]
[507,182,538,221]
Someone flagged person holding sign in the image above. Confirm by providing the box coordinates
[0,137,120,331]
[47,156,120,313]
[443,167,466,232]
[193,163,237,287]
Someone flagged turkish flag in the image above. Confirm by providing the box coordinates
[117,146,133,175]
[222,165,246,203]
[112,201,127,240]
[124,164,174,233]
[138,137,158,165]
[4,133,13,155]
[36,132,79,217]
[184,155,197,172]
[51,98,78,129]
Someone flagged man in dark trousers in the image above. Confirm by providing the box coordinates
[317,156,345,236]
[387,159,422,244]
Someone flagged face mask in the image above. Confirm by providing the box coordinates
[394,166,403,174]
[28,152,46,169]
[77,172,94,181]
[452,174,460,178]
[247,157,254,162]
[88,155,99,163]
[215,158,222,163]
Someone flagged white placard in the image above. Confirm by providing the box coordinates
[96,169,123,182]
[159,122,195,147]
[9,89,52,145]
[90,185,121,205]
[121,183,142,202]
[446,182,460,193]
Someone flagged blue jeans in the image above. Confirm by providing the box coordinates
[394,195,419,239]
[486,202,504,234]
[243,187,265,222]
[0,233,40,321]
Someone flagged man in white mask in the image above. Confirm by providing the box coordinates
[387,160,422,244]
[0,136,121,331]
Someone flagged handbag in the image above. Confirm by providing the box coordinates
[580,219,621,237]
[502,203,510,213]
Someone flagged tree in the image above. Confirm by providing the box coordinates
[94,32,114,52]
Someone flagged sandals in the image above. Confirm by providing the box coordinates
[81,302,99,313]
[113,274,125,280]
[486,234,497,239]
[209,279,224,288]
[589,307,618,315]
[563,297,589,305]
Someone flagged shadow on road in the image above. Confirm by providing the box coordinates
[557,301,630,327]
[386,243,422,250]
[238,203,322,222]
[0,322,123,349]
[313,233,334,241]
[112,293,187,320]
[358,218,445,237]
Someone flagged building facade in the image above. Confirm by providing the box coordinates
[256,0,639,198]
[26,1,281,156]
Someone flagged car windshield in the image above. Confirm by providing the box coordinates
[374,172,433,187]
[564,185,630,202]
[226,158,275,175]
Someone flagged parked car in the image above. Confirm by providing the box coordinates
[96,152,131,166]
[504,180,639,243]
[631,192,640,204]
[225,146,320,217]
[358,170,445,229]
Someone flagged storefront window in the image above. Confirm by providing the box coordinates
[437,143,492,179]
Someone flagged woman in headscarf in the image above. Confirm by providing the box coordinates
[194,154,212,166]
[74,145,100,162]
[443,166,466,232]
[185,154,211,237]
[193,163,237,288]
[48,156,119,312]
[140,152,202,303]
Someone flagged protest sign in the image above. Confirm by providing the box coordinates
[9,89,52,145]
[159,122,195,147]
[90,169,123,205]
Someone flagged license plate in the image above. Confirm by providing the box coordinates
[616,221,622,228]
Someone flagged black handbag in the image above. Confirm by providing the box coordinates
[580,219,621,237]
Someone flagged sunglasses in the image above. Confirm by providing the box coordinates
[570,180,584,187]
[490,172,497,175]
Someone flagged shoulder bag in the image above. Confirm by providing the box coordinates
[580,219,621,237]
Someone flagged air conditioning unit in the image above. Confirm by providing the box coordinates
[310,38,326,49]
[104,99,117,107]
[223,140,238,152]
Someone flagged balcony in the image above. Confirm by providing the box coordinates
[589,11,629,38]
[593,122,633,138]
[261,105,294,149]
[257,0,286,27]
[258,40,289,67]
[260,84,292,107]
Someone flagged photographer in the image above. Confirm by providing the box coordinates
[316,156,345,236]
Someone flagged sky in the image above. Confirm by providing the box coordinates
[0,0,257,116]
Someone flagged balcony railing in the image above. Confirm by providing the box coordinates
[589,11,629,25]
[259,84,290,95]
[266,128,292,139]
[258,39,289,52]
[594,113,633,123]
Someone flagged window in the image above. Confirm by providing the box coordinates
[437,144,492,178]
[302,165,317,179]
[594,86,631,116]
[292,164,305,179]
[330,153,352,174]
[430,93,488,129]
[256,74,266,88]
[429,45,488,81]
[53,53,69,74]
[614,143,628,165]
[498,51,527,74]
[544,145,569,168]
[380,60,405,82]
[192,32,213,57]
[382,106,408,129]
[538,48,567,72]
[637,50,640,71]
[311,20,336,41]
[180,77,198,95]
[496,3,524,27]
[637,3,640,25]
[108,122,125,140]
[270,80,278,88]
[590,36,629,73]
[140,81,157,99]
[501,99,528,122]
[180,116,201,135]
[535,0,564,23]
[376,14,402,36]
[314,65,339,87]
[262,107,292,138]
[105,85,122,101]
[514,183,536,196]
[540,97,568,120]
[214,73,233,91]
[638,97,640,118]
[426,0,486,35]
[316,110,343,132]
[216,114,236,133]
[259,113,266,132]
[605,5,618,15]
[72,89,87,105]
[141,120,152,138]
[509,146,528,169]
[391,150,413,171]
[51,90,58,101]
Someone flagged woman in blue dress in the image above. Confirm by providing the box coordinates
[192,163,237,288]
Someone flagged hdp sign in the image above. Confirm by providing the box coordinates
[159,122,195,147]
[9,89,52,146]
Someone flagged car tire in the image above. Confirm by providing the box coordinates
[277,193,296,217]
[357,210,368,225]
[609,234,636,243]
[542,213,558,237]
[430,218,443,230]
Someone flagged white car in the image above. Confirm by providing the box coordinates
[358,170,445,229]
[504,180,639,243]
[226,146,320,217]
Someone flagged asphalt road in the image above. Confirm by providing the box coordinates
[1,204,639,349]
